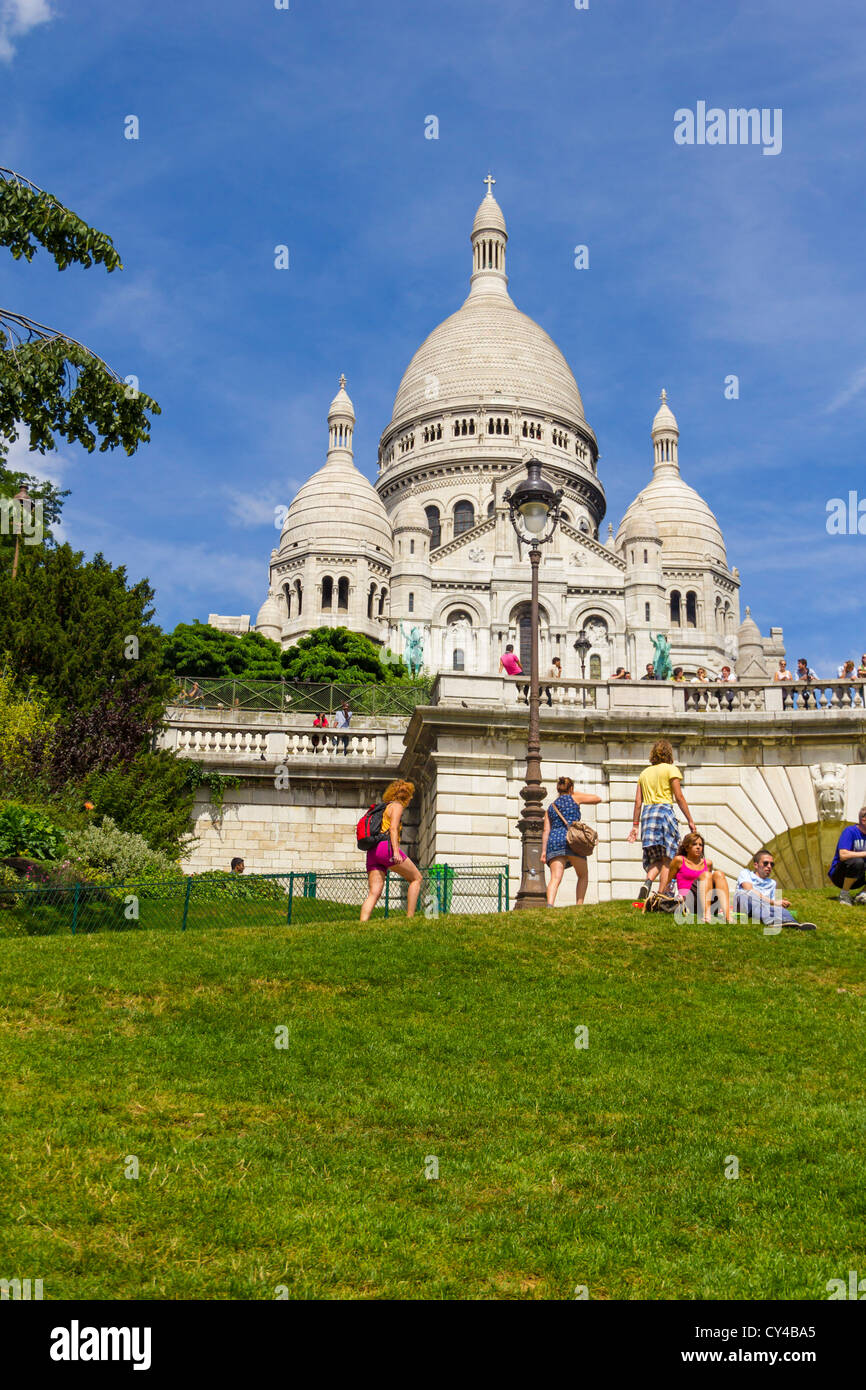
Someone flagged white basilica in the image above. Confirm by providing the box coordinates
[236,182,783,680]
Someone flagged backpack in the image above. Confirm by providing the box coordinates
[356,802,389,850]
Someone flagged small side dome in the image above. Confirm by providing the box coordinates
[394,493,431,531]
[738,605,762,645]
[255,590,283,640]
[617,495,660,547]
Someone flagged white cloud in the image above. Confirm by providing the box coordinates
[0,0,53,62]
[826,365,866,414]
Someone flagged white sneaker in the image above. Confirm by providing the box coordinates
[854,891,866,905]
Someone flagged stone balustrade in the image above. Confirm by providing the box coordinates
[159,709,400,768]
[432,674,866,717]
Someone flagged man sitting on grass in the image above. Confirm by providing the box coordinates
[733,851,816,931]
[827,808,866,905]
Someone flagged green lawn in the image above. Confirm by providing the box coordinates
[0,893,863,1300]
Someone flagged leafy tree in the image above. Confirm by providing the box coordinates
[0,167,159,463]
[0,545,172,722]
[0,668,57,798]
[163,621,284,681]
[281,627,408,682]
[83,752,198,860]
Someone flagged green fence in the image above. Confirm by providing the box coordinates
[0,867,510,937]
[170,678,433,717]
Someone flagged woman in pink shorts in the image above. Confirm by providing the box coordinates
[360,779,423,921]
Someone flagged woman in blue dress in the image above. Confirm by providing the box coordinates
[541,775,603,906]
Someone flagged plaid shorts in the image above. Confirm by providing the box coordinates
[640,803,680,870]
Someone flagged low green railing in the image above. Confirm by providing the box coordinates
[0,867,510,936]
[169,678,433,717]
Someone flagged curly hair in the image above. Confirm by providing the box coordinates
[556,776,574,794]
[383,779,415,806]
[649,739,674,765]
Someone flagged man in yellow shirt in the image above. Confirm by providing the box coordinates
[627,739,697,900]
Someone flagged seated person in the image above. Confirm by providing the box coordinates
[668,832,731,922]
[733,851,816,930]
[828,809,866,905]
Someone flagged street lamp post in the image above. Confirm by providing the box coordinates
[573,627,591,708]
[504,458,562,911]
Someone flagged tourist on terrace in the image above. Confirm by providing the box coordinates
[499,643,527,702]
[311,712,328,751]
[611,667,626,680]
[641,663,655,681]
[691,667,708,684]
[858,655,866,678]
[668,832,731,923]
[672,667,685,683]
[718,664,737,710]
[827,809,866,905]
[838,659,856,680]
[794,657,817,709]
[359,780,423,922]
[333,700,352,754]
[627,739,697,901]
[545,656,562,706]
[733,852,816,930]
[541,775,602,907]
[774,659,793,682]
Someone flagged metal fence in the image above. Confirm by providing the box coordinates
[0,867,510,936]
[170,678,433,717]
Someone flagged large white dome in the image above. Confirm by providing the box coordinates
[389,188,585,429]
[391,297,586,426]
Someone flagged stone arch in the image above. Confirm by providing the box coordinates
[452,499,476,536]
[432,594,488,629]
[337,575,350,611]
[321,574,333,610]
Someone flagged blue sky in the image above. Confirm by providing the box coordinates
[2,0,865,673]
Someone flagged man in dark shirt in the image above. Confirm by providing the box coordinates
[828,809,866,904]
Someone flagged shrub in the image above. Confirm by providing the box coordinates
[0,670,57,797]
[0,802,65,859]
[84,751,199,859]
[0,862,23,909]
[191,869,288,902]
[63,817,183,883]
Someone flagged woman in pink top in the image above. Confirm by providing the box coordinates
[668,832,731,923]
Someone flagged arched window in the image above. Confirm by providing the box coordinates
[452,649,465,672]
[367,583,376,619]
[686,591,697,628]
[425,505,441,549]
[670,590,681,626]
[447,609,472,627]
[337,577,349,611]
[643,549,648,564]
[377,587,387,617]
[487,498,495,517]
[321,575,333,610]
[454,501,475,535]
[284,584,292,620]
[560,510,570,524]
[408,592,414,613]
[589,654,601,679]
[294,579,303,616]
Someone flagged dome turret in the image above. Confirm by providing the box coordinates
[255,589,283,642]
[279,376,393,559]
[617,391,727,566]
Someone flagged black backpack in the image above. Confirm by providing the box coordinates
[356,802,388,850]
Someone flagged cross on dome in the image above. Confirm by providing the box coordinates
[483,172,496,196]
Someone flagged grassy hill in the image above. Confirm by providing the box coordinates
[0,894,862,1300]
